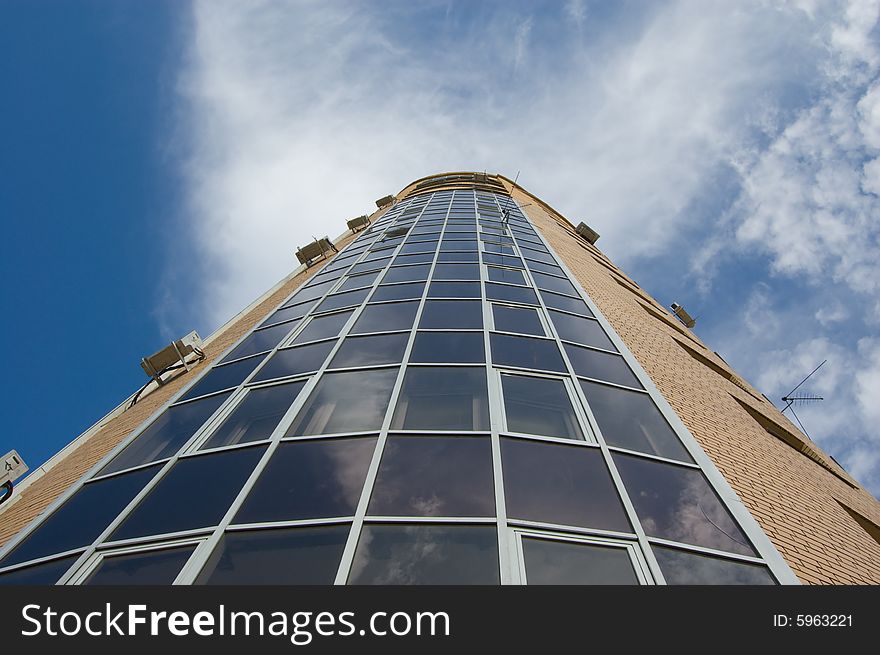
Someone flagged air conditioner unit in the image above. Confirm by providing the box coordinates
[141,330,204,384]
[296,237,338,267]
[1,450,28,487]
[576,222,600,244]
[670,303,696,328]
[347,215,370,232]
[375,195,396,209]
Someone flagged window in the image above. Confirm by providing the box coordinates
[110,446,265,542]
[613,453,755,556]
[437,251,479,263]
[381,265,431,284]
[178,355,263,401]
[391,367,490,431]
[579,380,691,462]
[251,340,335,383]
[433,263,480,280]
[485,283,537,305]
[101,393,232,475]
[652,546,775,585]
[548,310,616,351]
[200,381,306,450]
[492,304,544,336]
[393,252,434,265]
[287,368,399,436]
[197,525,350,585]
[235,438,376,523]
[368,436,494,517]
[285,278,337,304]
[419,300,483,329]
[314,288,370,314]
[525,259,565,277]
[427,281,481,298]
[348,524,499,585]
[501,374,584,440]
[371,282,425,302]
[350,301,419,334]
[337,270,381,292]
[0,465,161,568]
[291,309,354,344]
[83,545,196,585]
[409,332,485,363]
[0,555,80,585]
[501,438,631,532]
[329,332,409,368]
[564,344,642,388]
[540,290,592,317]
[520,535,641,585]
[220,321,298,363]
[487,267,526,285]
[490,333,566,373]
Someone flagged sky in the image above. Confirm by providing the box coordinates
[1,0,879,496]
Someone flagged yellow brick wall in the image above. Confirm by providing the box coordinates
[0,231,357,551]
[517,188,880,584]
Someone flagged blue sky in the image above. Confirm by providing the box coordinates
[2,0,879,496]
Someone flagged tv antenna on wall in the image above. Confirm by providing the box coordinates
[780,359,826,439]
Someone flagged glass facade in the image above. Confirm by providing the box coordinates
[0,187,787,585]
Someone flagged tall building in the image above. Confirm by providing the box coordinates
[1,172,878,585]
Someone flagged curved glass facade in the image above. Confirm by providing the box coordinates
[0,187,787,585]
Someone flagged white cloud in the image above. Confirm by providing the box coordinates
[167,0,880,494]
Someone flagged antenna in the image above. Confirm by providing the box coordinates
[780,359,826,440]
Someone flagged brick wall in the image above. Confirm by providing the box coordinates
[519,189,880,584]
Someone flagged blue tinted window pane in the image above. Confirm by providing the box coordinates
[501,438,631,532]
[0,466,161,567]
[351,301,419,334]
[382,265,431,284]
[288,368,399,436]
[369,436,495,517]
[419,300,483,329]
[84,546,196,585]
[348,257,391,275]
[221,322,298,363]
[579,380,691,462]
[525,259,565,276]
[433,263,480,280]
[286,279,337,304]
[522,538,639,585]
[549,311,616,351]
[235,438,376,523]
[261,303,312,328]
[315,288,370,313]
[541,291,593,317]
[391,367,489,431]
[198,526,350,585]
[349,525,499,585]
[201,381,306,450]
[482,253,525,268]
[393,252,435,265]
[486,283,538,305]
[410,332,485,363]
[565,344,642,388]
[614,453,755,556]
[251,341,334,383]
[487,267,526,285]
[490,333,566,372]
[330,332,409,368]
[427,281,481,298]
[179,355,263,401]
[338,270,380,291]
[653,546,776,585]
[439,239,478,251]
[111,447,265,541]
[291,310,353,345]
[436,251,480,263]
[371,282,425,302]
[101,394,232,475]
[532,271,578,296]
[502,374,583,440]
[492,305,544,336]
[0,555,79,585]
